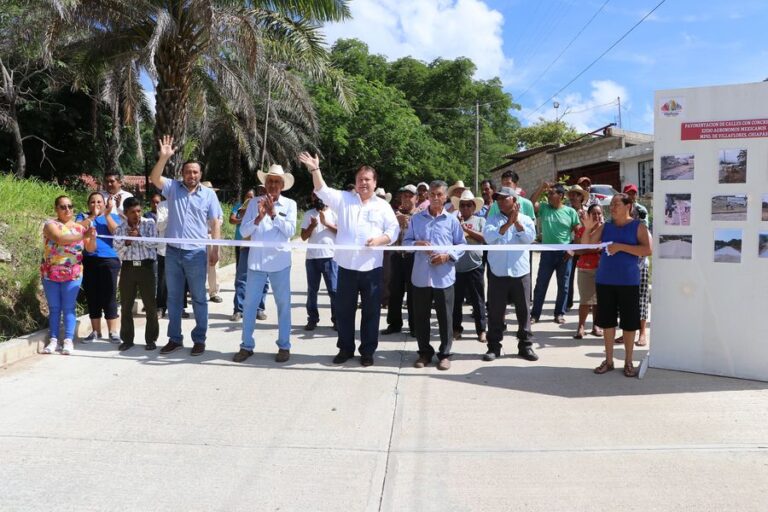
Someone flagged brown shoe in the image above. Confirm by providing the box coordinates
[478,331,487,343]
[275,348,290,363]
[453,329,462,341]
[190,343,205,356]
[437,358,451,371]
[413,356,431,368]
[232,348,253,363]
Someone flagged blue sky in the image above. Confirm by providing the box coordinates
[322,0,768,133]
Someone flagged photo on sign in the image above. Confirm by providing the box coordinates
[718,149,747,184]
[711,194,747,221]
[659,234,693,260]
[660,154,694,180]
[664,194,691,225]
[714,228,742,263]
[760,232,768,259]
[762,193,768,221]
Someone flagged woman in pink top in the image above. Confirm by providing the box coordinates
[40,195,96,355]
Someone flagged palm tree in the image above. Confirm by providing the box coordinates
[68,0,351,175]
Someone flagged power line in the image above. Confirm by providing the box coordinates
[516,0,611,102]
[526,0,667,120]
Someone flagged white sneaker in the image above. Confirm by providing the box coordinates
[81,331,101,344]
[43,338,59,354]
[61,339,74,356]
[108,332,121,344]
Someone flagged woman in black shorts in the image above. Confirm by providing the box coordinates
[580,193,652,377]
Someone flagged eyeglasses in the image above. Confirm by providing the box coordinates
[58,204,74,210]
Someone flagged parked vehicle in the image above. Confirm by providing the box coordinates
[590,184,620,206]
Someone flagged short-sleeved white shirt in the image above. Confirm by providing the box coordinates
[314,186,399,271]
[301,208,337,260]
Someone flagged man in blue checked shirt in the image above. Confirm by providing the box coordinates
[483,186,538,363]
[403,180,465,371]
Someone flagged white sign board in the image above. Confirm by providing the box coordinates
[652,82,768,381]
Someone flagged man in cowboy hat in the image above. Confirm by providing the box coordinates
[451,189,488,343]
[299,152,399,367]
[149,136,223,357]
[232,164,297,364]
[576,176,599,208]
[483,186,538,362]
[403,180,465,370]
[382,184,418,336]
[445,180,467,212]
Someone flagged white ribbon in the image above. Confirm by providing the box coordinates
[99,234,609,252]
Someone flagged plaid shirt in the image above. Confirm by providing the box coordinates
[113,217,158,261]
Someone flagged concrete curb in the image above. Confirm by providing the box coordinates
[0,318,83,368]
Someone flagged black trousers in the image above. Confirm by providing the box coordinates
[386,253,414,330]
[566,254,579,310]
[336,267,382,357]
[119,262,159,344]
[487,272,533,354]
[412,285,454,360]
[452,266,487,335]
[82,255,120,320]
[156,254,167,310]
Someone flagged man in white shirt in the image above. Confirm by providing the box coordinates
[233,165,297,364]
[299,152,399,367]
[100,170,134,215]
[300,192,338,331]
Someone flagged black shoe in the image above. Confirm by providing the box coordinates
[160,341,183,354]
[275,349,290,363]
[181,311,190,319]
[118,341,134,352]
[332,351,354,364]
[304,322,317,331]
[518,347,539,361]
[146,341,157,351]
[360,355,374,367]
[233,348,253,363]
[381,326,401,335]
[332,322,337,332]
[482,351,499,362]
[190,343,205,356]
[209,295,223,303]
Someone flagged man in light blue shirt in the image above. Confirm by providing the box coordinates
[403,180,465,370]
[150,136,223,357]
[233,165,297,364]
[483,186,538,362]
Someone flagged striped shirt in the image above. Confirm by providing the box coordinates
[113,217,158,261]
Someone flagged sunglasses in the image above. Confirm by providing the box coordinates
[58,204,74,210]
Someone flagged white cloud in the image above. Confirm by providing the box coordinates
[522,80,631,133]
[322,0,513,82]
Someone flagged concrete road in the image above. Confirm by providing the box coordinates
[1,252,767,511]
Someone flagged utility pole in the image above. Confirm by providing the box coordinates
[475,100,480,193]
[617,96,622,129]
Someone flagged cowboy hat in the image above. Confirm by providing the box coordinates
[375,187,392,202]
[447,180,467,197]
[451,189,483,212]
[568,184,589,203]
[257,164,294,191]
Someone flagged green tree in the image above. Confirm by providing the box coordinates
[513,118,580,150]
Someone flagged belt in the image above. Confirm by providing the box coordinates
[122,259,156,268]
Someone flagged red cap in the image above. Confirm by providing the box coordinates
[623,184,639,194]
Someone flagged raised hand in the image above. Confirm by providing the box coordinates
[298,152,320,172]
[158,135,176,160]
[105,196,115,215]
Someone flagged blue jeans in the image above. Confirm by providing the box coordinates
[531,250,573,319]
[165,246,208,345]
[43,278,82,340]
[241,266,291,351]
[336,267,382,357]
[305,257,337,324]
[233,248,268,314]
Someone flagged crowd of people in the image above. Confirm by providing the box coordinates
[39,136,652,376]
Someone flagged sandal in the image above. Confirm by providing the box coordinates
[635,337,648,347]
[590,328,603,337]
[614,335,624,344]
[594,360,614,374]
[623,362,637,378]
[573,331,584,339]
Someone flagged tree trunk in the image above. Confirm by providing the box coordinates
[9,106,26,178]
[106,89,122,172]
[231,148,242,201]
[152,43,193,179]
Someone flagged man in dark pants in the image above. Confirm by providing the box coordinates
[300,151,399,367]
[382,184,418,335]
[113,197,159,351]
[482,187,538,362]
[403,181,464,370]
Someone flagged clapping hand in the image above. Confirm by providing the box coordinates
[318,210,326,226]
[262,194,275,217]
[310,215,319,227]
[105,196,115,216]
